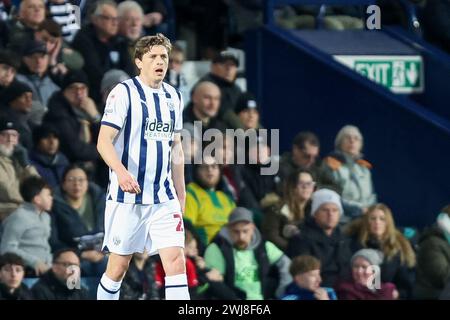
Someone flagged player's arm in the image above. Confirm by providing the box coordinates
[171,133,186,213]
[97,125,141,194]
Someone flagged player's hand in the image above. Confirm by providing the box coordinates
[117,169,141,194]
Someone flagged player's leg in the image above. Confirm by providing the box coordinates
[97,253,132,300]
[159,246,190,300]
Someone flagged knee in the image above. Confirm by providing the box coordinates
[106,258,130,281]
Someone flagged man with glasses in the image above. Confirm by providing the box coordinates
[72,0,135,103]
[32,248,89,300]
[0,117,38,221]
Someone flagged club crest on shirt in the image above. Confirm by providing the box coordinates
[144,118,174,141]
[167,100,175,111]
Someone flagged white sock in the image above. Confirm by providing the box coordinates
[97,273,122,300]
[165,274,190,300]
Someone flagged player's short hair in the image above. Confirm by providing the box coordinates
[134,33,172,61]
[289,255,321,277]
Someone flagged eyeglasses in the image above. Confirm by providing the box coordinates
[65,177,87,184]
[297,181,316,188]
[98,15,119,23]
[54,261,80,268]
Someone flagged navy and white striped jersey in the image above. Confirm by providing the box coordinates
[101,76,183,205]
[47,1,79,43]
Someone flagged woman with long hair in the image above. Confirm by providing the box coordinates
[261,169,315,251]
[346,203,416,299]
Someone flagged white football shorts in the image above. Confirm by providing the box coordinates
[102,199,185,255]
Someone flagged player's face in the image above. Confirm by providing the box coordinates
[136,45,169,84]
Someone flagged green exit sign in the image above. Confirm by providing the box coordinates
[334,55,424,94]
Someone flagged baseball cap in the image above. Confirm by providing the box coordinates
[235,92,258,114]
[228,207,254,225]
[0,50,20,70]
[22,40,47,56]
[212,51,239,67]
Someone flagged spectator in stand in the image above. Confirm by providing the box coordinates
[0,117,38,220]
[46,0,80,43]
[0,252,33,300]
[414,205,450,299]
[287,188,352,287]
[204,207,292,300]
[184,156,236,246]
[336,249,399,300]
[120,251,160,300]
[0,50,20,94]
[32,248,89,300]
[262,169,315,252]
[198,51,242,128]
[72,0,135,103]
[322,125,377,218]
[100,69,130,108]
[346,203,416,299]
[165,44,189,104]
[282,255,337,300]
[29,125,69,190]
[0,176,53,276]
[235,92,262,130]
[16,40,60,125]
[118,0,144,68]
[50,164,106,277]
[118,0,168,36]
[43,70,100,163]
[7,0,46,53]
[0,80,35,150]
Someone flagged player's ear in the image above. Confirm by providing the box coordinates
[135,57,142,70]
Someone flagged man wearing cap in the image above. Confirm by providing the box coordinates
[235,91,262,130]
[43,71,99,163]
[198,51,243,128]
[16,40,60,126]
[0,117,38,221]
[204,207,292,299]
[287,188,352,288]
[0,50,20,92]
[0,81,35,150]
[29,125,70,189]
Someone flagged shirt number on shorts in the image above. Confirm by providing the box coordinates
[173,214,183,232]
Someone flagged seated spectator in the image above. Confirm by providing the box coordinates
[29,125,69,190]
[283,255,337,300]
[31,248,89,300]
[414,205,450,299]
[235,92,262,130]
[287,188,352,287]
[278,131,323,193]
[120,251,160,300]
[336,249,398,300]
[0,176,53,276]
[198,51,242,128]
[0,117,38,220]
[183,81,226,133]
[322,125,377,218]
[262,169,315,252]
[43,71,100,163]
[51,164,106,277]
[16,40,60,111]
[204,207,292,299]
[165,44,189,104]
[118,0,145,68]
[72,0,135,103]
[346,203,416,299]
[0,50,20,94]
[7,0,46,53]
[100,69,130,108]
[46,0,80,43]
[0,80,35,150]
[184,156,236,246]
[0,253,34,300]
[35,19,85,81]
[117,0,168,36]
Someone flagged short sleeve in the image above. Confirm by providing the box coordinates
[174,91,183,132]
[101,83,130,131]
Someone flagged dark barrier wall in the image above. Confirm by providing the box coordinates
[246,27,450,228]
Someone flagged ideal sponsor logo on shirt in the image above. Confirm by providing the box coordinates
[144,118,174,140]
